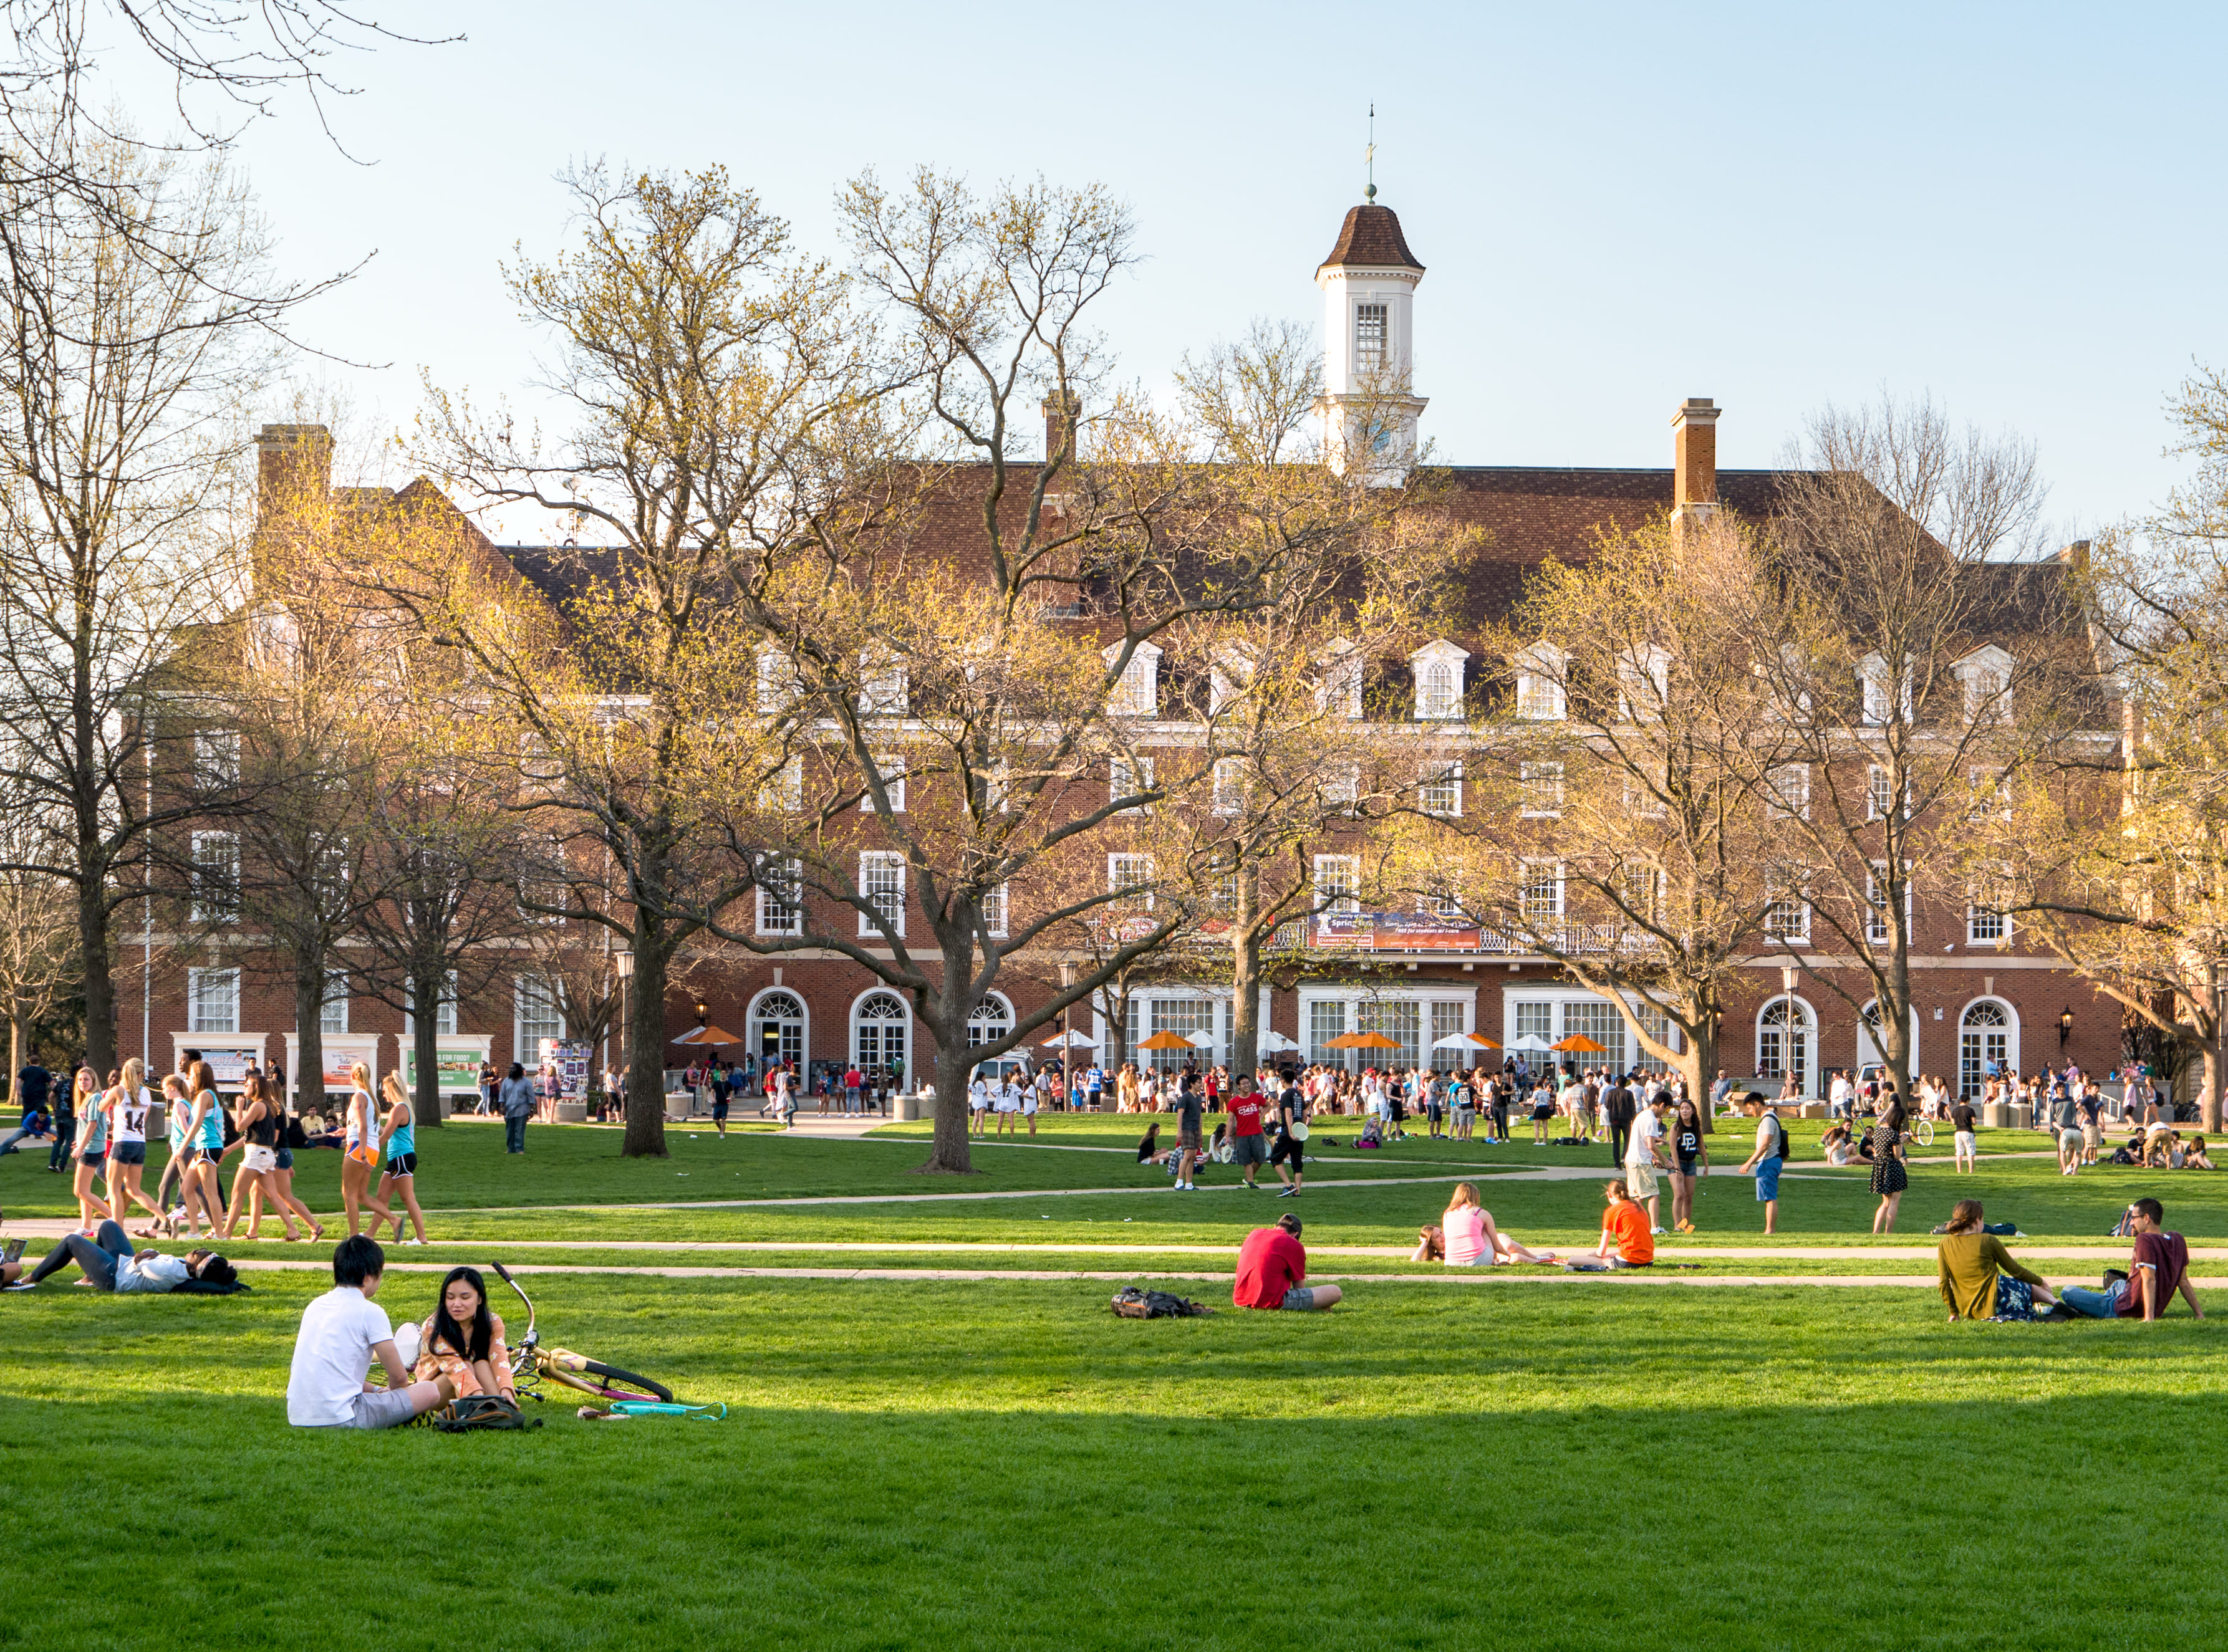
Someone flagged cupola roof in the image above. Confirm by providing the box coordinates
[1318,203,1424,274]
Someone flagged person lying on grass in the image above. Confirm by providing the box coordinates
[1410,1182,1559,1266]
[1563,1182,1655,1272]
[1233,1213,1341,1311]
[4,1219,235,1292]
[285,1234,456,1429]
[1936,1199,2059,1322]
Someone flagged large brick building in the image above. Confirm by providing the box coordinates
[137,198,2123,1104]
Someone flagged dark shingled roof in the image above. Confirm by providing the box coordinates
[1319,203,1424,274]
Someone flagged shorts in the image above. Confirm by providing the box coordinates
[1954,1130,1977,1155]
[385,1152,417,1178]
[712,1100,729,1119]
[82,1148,105,1167]
[1278,1287,1316,1311]
[346,1145,380,1167]
[1675,1159,1698,1180]
[274,1147,295,1171]
[243,1145,276,1173]
[2060,1128,2083,1150]
[1532,1104,1555,1121]
[1624,1163,1659,1199]
[1178,1125,1203,1151]
[193,1145,224,1166]
[994,1100,1018,1113]
[1754,1158,1782,1201]
[1232,1133,1267,1166]
[2081,1121,2101,1148]
[112,1141,146,1166]
[1271,1135,1304,1171]
[310,1386,423,1431]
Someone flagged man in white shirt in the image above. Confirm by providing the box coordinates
[1624,1094,1672,1234]
[287,1236,455,1429]
[1829,1070,1854,1122]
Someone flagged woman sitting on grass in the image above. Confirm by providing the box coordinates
[411,1266,514,1398]
[1410,1182,1559,1265]
[1820,1123,1858,1166]
[1136,1121,1170,1167]
[1936,1199,2058,1321]
[2184,1135,2216,1170]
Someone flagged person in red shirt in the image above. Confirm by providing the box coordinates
[2062,1197,2204,1320]
[1233,1214,1342,1311]
[1226,1074,1270,1191]
[1565,1182,1656,1271]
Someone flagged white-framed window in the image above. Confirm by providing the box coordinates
[193,728,238,788]
[1519,860,1563,924]
[1212,757,1245,817]
[1209,646,1257,714]
[859,650,908,715]
[1956,646,2013,723]
[1420,762,1464,818]
[519,833,568,925]
[1859,653,1914,725]
[1518,761,1562,819]
[1313,854,1359,914]
[1513,644,1566,721]
[1766,764,1810,820]
[1763,881,1810,944]
[190,831,239,924]
[756,648,801,714]
[319,968,349,1034]
[1968,870,2012,945]
[1864,860,1914,948]
[1867,765,1895,822]
[402,971,460,1037]
[1210,873,1242,914]
[1319,643,1363,718]
[514,975,564,1054]
[1619,862,1662,924]
[859,852,905,937]
[1966,767,2010,822]
[1623,767,1666,819]
[980,881,1009,938]
[187,966,239,1034]
[1355,302,1387,373]
[1618,646,1669,722]
[1108,853,1156,910]
[1111,755,1154,814]
[862,753,905,814]
[1426,885,1465,920]
[967,994,1016,1051]
[756,855,804,937]
[1104,641,1162,717]
[1323,761,1361,810]
[1412,640,1470,720]
[758,756,802,812]
[519,734,563,795]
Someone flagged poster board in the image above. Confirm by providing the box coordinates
[282,1033,381,1101]
[169,1034,266,1092]
[540,1038,594,1100]
[402,1034,494,1095]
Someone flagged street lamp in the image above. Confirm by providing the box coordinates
[610,951,633,1119]
[694,997,708,1025]
[2058,1006,2073,1051]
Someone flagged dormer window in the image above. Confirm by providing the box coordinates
[1512,643,1566,721]
[1410,640,1469,720]
[1355,303,1387,373]
[1954,646,2014,723]
[1858,652,1913,725]
[1210,644,1257,715]
[1104,641,1162,718]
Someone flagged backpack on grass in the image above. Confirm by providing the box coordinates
[1110,1287,1213,1319]
[434,1395,542,1432]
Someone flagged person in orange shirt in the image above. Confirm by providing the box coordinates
[1565,1181,1656,1271]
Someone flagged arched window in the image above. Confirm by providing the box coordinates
[1757,997,1811,1094]
[1419,661,1457,718]
[852,991,908,1080]
[1958,999,2014,1098]
[967,994,1013,1050]
[751,990,806,1069]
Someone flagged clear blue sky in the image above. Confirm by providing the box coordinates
[107,0,2227,540]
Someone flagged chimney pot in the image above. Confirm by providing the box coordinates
[1041,391,1079,464]
[1670,397,1719,521]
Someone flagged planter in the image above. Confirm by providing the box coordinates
[555,1100,587,1125]
[1982,1102,2010,1129]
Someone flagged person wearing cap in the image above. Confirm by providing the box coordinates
[1233,1213,1342,1310]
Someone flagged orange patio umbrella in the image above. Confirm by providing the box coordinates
[670,1025,743,1047]
[1551,1034,1608,1052]
[1137,1030,1205,1051]
[1327,1031,1402,1050]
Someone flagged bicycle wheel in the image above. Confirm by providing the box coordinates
[576,1359,673,1405]
[1913,1120,1935,1148]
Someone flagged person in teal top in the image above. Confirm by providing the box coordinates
[372,1072,428,1246]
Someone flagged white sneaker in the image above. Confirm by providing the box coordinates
[1651,1226,1667,1236]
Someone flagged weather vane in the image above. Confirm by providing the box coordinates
[1365,102,1377,202]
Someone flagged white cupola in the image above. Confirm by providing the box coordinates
[1314,198,1426,483]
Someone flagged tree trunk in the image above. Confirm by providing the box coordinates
[408,969,445,1126]
[2203,1041,2222,1135]
[1102,981,1130,1072]
[621,928,670,1158]
[1678,1019,1717,1135]
[294,956,325,1120]
[78,876,116,1077]
[7,1007,24,1103]
[921,994,977,1174]
[1228,920,1263,1084]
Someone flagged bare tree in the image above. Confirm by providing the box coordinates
[0,809,77,1082]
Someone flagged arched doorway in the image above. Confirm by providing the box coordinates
[852,991,909,1083]
[1757,996,1815,1098]
[1857,1000,1921,1077]
[967,994,1014,1051]
[1957,998,2018,1098]
[749,989,807,1070]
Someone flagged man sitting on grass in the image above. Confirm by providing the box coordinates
[286,1235,456,1429]
[1564,1181,1656,1271]
[2058,1198,2204,1322]
[1233,1213,1341,1311]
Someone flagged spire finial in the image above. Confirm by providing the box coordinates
[1364,103,1377,202]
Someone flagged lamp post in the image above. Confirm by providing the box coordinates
[2058,1006,2073,1053]
[612,951,633,1120]
[1780,963,1801,1098]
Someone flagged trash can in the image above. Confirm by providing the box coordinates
[1982,1102,2010,1129]
[555,1100,587,1125]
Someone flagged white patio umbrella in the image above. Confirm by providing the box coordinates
[1505,1034,1556,1054]
[1258,1031,1301,1052]
[1431,1032,1500,1051]
[1038,1030,1099,1048]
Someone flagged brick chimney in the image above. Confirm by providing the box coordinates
[1041,391,1080,465]
[1670,398,1719,526]
[257,424,334,527]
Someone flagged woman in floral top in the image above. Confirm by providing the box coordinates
[412,1266,514,1400]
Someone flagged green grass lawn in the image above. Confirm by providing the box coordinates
[4,1269,2221,1651]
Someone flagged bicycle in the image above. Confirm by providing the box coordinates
[493,1262,675,1406]
[1907,1117,1936,1149]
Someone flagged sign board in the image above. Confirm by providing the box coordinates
[169,1034,266,1092]
[402,1034,495,1095]
[282,1034,381,1100]
[540,1038,594,1100]
[1309,911,1483,951]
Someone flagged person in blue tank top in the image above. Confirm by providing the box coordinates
[372,1072,428,1246]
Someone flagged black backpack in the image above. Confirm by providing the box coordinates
[434,1395,541,1431]
[1110,1287,1213,1319]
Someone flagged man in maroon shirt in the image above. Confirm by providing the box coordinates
[2062,1198,2204,1320]
[1233,1213,1342,1311]
[1227,1074,1269,1191]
